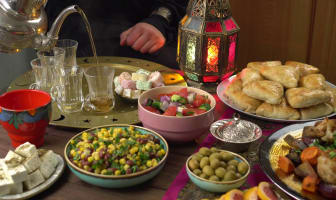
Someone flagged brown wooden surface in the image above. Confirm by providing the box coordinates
[0,97,227,200]
[230,0,336,84]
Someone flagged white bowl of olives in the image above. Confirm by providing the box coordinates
[186,147,250,193]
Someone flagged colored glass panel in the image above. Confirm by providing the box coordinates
[206,37,220,73]
[205,22,222,32]
[186,35,196,71]
[203,75,219,83]
[224,18,237,31]
[227,34,237,71]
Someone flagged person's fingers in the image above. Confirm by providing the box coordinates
[139,40,155,54]
[126,27,143,47]
[131,34,149,51]
[120,28,132,46]
[148,43,162,54]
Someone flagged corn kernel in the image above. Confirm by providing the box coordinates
[80,153,86,159]
[157,149,165,157]
[124,164,130,171]
[101,169,107,175]
[146,160,152,168]
[115,170,121,175]
[95,168,101,174]
[152,159,158,167]
[70,149,76,157]
[129,126,134,131]
[87,156,94,163]
[120,138,127,144]
[154,144,160,150]
[77,163,82,168]
[70,140,75,144]
[119,158,126,165]
[84,165,90,171]
[130,147,138,154]
[145,143,151,151]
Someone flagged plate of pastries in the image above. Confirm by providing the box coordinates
[217,61,336,122]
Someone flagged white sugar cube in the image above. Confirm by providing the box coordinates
[0,169,14,196]
[40,150,59,169]
[131,73,148,82]
[4,151,24,167]
[123,89,132,98]
[15,142,37,158]
[23,169,45,190]
[115,85,123,95]
[40,160,55,179]
[23,153,41,173]
[9,182,23,194]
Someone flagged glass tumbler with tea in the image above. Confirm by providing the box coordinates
[51,66,84,113]
[83,66,115,113]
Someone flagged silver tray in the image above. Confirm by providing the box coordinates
[0,155,65,200]
[217,75,336,123]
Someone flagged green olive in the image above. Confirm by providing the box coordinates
[210,147,219,153]
[199,147,211,156]
[193,169,202,176]
[227,165,237,172]
[236,173,242,179]
[202,165,215,176]
[192,153,203,162]
[209,153,221,161]
[220,161,227,168]
[215,167,226,178]
[209,175,220,182]
[238,162,249,175]
[199,173,208,179]
[200,157,210,169]
[210,158,221,169]
[223,171,237,181]
[228,159,239,166]
[188,159,200,170]
[221,152,234,161]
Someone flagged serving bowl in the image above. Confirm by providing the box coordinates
[138,86,216,142]
[0,89,51,147]
[64,124,169,188]
[186,149,250,193]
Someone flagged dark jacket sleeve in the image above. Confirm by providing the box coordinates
[141,0,187,43]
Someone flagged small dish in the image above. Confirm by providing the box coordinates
[210,114,262,152]
[186,149,250,193]
[64,124,169,188]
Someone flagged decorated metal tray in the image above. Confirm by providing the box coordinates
[258,121,328,200]
[217,75,336,123]
[8,56,186,129]
[0,155,64,200]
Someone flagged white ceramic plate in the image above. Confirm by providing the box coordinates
[217,75,336,123]
[0,155,65,200]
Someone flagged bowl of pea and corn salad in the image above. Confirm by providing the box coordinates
[64,125,168,188]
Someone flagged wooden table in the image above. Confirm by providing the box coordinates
[0,97,227,200]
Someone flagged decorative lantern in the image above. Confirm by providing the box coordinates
[177,0,240,90]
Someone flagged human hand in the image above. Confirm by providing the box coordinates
[120,23,165,54]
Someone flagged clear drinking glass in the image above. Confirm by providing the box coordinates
[29,58,47,91]
[51,66,84,113]
[37,47,65,94]
[83,66,115,113]
[55,39,78,68]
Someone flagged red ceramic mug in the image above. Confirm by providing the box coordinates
[0,89,51,147]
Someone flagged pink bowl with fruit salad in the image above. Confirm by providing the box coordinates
[138,86,216,142]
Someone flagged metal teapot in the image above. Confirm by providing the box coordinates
[0,0,80,53]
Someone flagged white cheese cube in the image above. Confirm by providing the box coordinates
[40,150,59,169]
[37,149,48,157]
[15,142,37,158]
[0,169,14,196]
[40,160,55,179]
[3,166,28,183]
[23,153,41,173]
[131,73,148,82]
[4,150,24,167]
[114,85,123,95]
[122,89,132,98]
[9,182,23,194]
[131,90,142,99]
[23,169,45,190]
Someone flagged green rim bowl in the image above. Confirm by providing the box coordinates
[186,150,250,193]
[64,124,169,188]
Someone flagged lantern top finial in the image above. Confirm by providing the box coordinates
[186,0,232,20]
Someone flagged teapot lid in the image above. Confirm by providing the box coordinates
[210,113,261,143]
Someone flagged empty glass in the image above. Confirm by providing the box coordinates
[29,58,47,91]
[51,66,84,113]
[55,39,78,68]
[83,66,115,113]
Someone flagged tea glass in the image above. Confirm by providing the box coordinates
[55,39,78,68]
[36,47,65,96]
[83,66,115,113]
[29,58,48,92]
[51,66,84,113]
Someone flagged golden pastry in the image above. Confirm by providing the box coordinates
[240,68,264,86]
[325,86,336,112]
[224,76,262,113]
[300,103,333,120]
[285,87,331,108]
[299,73,326,90]
[285,61,319,77]
[256,98,300,120]
[260,65,299,88]
[243,80,284,104]
[247,61,282,72]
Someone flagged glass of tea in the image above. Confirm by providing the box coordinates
[51,66,84,113]
[83,66,115,113]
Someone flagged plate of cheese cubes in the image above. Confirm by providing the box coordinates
[114,69,186,102]
[0,142,64,200]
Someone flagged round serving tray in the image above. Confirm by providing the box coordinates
[7,56,186,129]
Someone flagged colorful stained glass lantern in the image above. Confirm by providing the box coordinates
[177,0,240,90]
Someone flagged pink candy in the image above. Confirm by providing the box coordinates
[121,79,136,90]
[149,71,164,88]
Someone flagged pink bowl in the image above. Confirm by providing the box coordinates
[138,86,216,142]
